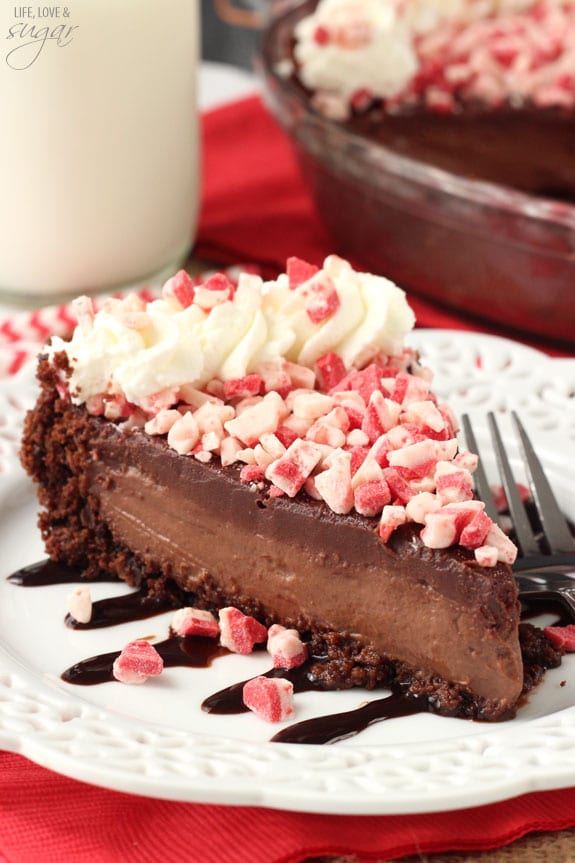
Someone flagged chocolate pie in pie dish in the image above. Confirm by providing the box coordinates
[21,258,559,723]
[271,0,575,199]
[259,0,575,345]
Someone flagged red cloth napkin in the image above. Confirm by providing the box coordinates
[1,95,575,863]
[0,751,574,863]
[196,95,571,357]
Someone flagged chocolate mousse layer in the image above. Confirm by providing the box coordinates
[21,359,523,721]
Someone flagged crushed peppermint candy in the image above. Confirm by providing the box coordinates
[67,585,92,624]
[544,625,575,652]
[242,676,295,723]
[171,607,220,638]
[290,0,575,118]
[53,255,518,567]
[219,607,268,655]
[112,640,164,685]
[267,624,308,670]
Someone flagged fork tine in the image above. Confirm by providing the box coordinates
[487,412,540,557]
[511,412,575,555]
[460,414,499,523]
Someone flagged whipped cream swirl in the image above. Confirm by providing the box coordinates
[51,255,415,408]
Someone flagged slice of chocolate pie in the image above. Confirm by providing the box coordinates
[21,256,527,721]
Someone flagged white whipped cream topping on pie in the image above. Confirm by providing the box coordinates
[294,0,418,110]
[51,256,415,406]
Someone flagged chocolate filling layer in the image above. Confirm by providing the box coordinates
[90,426,522,708]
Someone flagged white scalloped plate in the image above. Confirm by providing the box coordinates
[0,330,574,815]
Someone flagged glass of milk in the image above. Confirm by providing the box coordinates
[0,1,200,303]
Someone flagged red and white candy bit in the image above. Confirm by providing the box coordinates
[201,271,235,298]
[362,391,401,443]
[388,438,437,478]
[139,387,179,415]
[223,374,263,401]
[354,478,391,517]
[219,607,268,655]
[242,676,295,723]
[402,400,445,434]
[383,467,415,505]
[103,395,134,421]
[316,351,347,391]
[284,360,316,391]
[314,448,354,514]
[405,491,441,524]
[144,408,181,436]
[286,256,319,290]
[112,640,164,685]
[267,624,308,670]
[167,411,200,455]
[351,452,383,488]
[544,625,575,653]
[220,435,243,466]
[420,501,484,550]
[67,586,92,624]
[239,464,266,484]
[257,361,292,398]
[474,545,498,568]
[420,508,459,549]
[171,607,219,638]
[162,269,195,308]
[459,510,493,549]
[435,466,474,505]
[265,438,324,497]
[194,285,231,312]
[292,390,334,421]
[306,419,346,449]
[301,273,341,324]
[224,391,285,447]
[379,505,407,542]
[484,523,518,565]
[112,293,149,331]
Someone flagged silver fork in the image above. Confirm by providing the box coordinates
[461,411,575,615]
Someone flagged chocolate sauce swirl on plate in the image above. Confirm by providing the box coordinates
[65,587,179,630]
[7,558,118,587]
[61,635,228,686]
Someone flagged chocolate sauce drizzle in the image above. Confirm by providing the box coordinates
[202,667,430,743]
[8,559,182,629]
[272,690,429,744]
[202,664,325,714]
[7,558,119,587]
[65,588,178,630]
[8,559,575,746]
[61,635,228,685]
